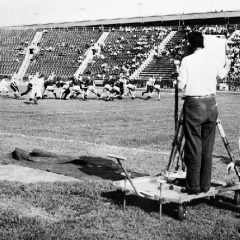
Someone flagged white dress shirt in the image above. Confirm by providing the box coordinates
[178,44,229,96]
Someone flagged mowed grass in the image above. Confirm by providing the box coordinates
[0,91,240,239]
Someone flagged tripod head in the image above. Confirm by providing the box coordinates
[173,59,181,131]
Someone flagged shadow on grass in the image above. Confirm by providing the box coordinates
[102,189,240,220]
[101,189,181,219]
[207,194,240,213]
[213,154,230,164]
[60,156,147,181]
[9,148,148,181]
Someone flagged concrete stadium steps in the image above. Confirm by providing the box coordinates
[137,31,185,87]
[26,30,102,78]
[84,28,171,78]
[17,31,43,81]
[74,31,110,76]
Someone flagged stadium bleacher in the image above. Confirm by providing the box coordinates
[137,31,186,88]
[0,29,36,77]
[0,23,239,90]
[227,31,240,90]
[26,29,102,78]
[83,27,171,82]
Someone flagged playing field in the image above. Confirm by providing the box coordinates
[1,91,239,175]
[0,91,240,239]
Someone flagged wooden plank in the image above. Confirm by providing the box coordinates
[107,154,126,161]
[113,177,240,204]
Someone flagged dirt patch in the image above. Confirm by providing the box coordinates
[0,164,81,183]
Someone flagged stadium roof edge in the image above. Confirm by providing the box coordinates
[1,9,240,29]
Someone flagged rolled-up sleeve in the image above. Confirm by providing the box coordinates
[177,58,187,90]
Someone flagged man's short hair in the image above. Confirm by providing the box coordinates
[188,31,204,49]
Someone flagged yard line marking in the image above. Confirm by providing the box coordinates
[0,106,170,114]
[0,132,170,155]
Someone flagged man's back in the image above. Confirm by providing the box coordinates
[179,49,219,96]
[178,35,229,96]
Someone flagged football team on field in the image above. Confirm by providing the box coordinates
[0,72,163,104]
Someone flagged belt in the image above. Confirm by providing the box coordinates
[183,94,215,99]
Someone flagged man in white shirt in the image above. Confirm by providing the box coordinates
[178,32,230,194]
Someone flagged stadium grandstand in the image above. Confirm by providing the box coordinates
[1,10,240,90]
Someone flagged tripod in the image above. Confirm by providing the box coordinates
[166,108,240,181]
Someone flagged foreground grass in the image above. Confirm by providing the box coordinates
[0,181,240,240]
[0,92,240,239]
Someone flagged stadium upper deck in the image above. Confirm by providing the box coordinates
[3,10,240,30]
[0,10,240,89]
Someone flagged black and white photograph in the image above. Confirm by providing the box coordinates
[0,0,240,239]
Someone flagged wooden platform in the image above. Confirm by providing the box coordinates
[113,176,240,204]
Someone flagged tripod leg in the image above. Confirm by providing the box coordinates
[175,127,185,171]
[167,111,184,171]
[217,119,240,180]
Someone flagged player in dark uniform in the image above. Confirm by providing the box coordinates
[100,76,115,99]
[82,76,101,100]
[69,76,85,99]
[58,79,73,100]
[42,77,58,99]
[108,76,126,100]
[20,75,34,97]
[10,74,20,99]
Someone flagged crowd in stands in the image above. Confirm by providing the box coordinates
[182,24,231,37]
[0,25,240,90]
[0,29,36,76]
[156,38,185,60]
[158,25,236,61]
[227,31,240,88]
[26,30,102,78]
[84,27,171,80]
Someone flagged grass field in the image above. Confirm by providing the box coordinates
[0,91,240,239]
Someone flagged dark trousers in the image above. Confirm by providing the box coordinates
[183,97,218,192]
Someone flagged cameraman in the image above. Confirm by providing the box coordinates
[177,32,230,194]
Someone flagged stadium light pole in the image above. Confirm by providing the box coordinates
[80,8,88,30]
[137,0,143,25]
[173,60,180,131]
[80,8,87,21]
